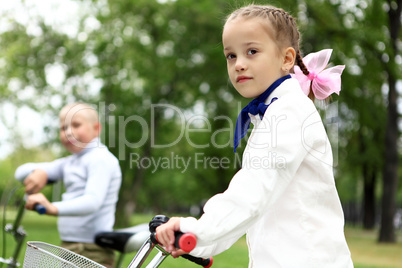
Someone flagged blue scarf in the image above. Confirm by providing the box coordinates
[233,75,291,152]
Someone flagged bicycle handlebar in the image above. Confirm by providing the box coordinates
[174,232,197,252]
[33,203,46,215]
[23,193,47,215]
[149,215,213,268]
[181,254,213,268]
[150,231,197,253]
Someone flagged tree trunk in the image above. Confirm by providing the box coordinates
[359,129,377,229]
[378,0,401,243]
[379,75,399,242]
[363,167,376,229]
[379,77,399,242]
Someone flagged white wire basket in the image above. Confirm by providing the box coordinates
[23,241,106,268]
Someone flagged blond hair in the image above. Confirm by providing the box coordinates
[226,5,313,98]
[59,102,99,123]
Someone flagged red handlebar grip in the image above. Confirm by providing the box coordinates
[204,257,213,268]
[178,233,197,252]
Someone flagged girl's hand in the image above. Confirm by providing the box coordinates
[155,217,186,256]
[170,248,186,258]
[25,193,58,215]
[24,169,48,194]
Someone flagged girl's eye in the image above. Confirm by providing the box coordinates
[247,49,257,55]
[226,53,236,60]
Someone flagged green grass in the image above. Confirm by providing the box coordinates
[1,210,402,267]
[345,225,402,268]
[0,209,60,267]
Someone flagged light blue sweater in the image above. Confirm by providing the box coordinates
[15,138,122,243]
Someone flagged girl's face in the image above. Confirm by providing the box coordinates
[59,110,100,154]
[223,17,287,98]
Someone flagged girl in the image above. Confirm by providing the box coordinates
[156,4,353,267]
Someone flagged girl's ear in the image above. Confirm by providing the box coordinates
[282,47,296,72]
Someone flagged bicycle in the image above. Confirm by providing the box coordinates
[2,186,212,267]
[23,215,213,268]
[0,187,45,268]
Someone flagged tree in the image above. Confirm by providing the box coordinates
[0,5,100,149]
[1,0,399,233]
[379,0,402,243]
[299,0,402,236]
[85,0,241,225]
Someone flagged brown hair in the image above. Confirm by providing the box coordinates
[226,5,315,100]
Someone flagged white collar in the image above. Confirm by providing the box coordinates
[264,77,302,105]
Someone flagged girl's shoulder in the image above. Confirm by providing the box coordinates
[269,87,316,116]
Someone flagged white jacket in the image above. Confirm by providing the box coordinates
[180,78,353,267]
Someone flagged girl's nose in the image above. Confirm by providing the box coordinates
[235,58,247,71]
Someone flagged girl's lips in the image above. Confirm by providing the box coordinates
[237,76,252,83]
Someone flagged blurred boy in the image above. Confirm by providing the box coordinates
[15,102,121,267]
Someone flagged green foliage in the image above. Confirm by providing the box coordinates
[0,146,56,204]
[0,0,400,229]
[299,0,391,206]
[85,0,246,223]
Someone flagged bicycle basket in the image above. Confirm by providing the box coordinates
[23,241,105,268]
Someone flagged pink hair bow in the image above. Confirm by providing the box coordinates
[292,49,345,100]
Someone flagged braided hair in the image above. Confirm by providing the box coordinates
[226,5,315,100]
